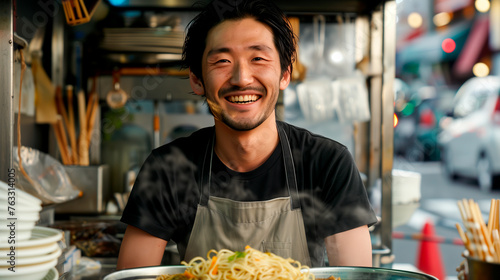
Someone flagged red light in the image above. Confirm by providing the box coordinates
[493,96,500,125]
[394,113,399,128]
[420,108,436,128]
[442,38,456,53]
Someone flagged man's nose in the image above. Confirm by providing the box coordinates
[230,61,253,87]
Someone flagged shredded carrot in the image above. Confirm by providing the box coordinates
[209,256,218,275]
[245,245,251,250]
[183,270,196,278]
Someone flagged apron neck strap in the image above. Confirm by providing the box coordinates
[199,123,301,209]
[277,122,301,210]
[199,130,214,206]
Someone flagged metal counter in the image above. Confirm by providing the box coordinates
[59,258,118,280]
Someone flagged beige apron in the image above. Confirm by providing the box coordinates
[183,124,311,266]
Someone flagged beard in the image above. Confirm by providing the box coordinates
[205,85,278,131]
[220,113,267,131]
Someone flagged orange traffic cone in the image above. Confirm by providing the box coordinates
[416,220,446,280]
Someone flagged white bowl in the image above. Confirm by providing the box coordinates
[0,210,40,220]
[0,200,42,212]
[0,219,38,230]
[0,226,63,250]
[0,180,42,205]
[0,242,59,257]
[0,246,61,265]
[0,258,57,280]
[0,228,34,241]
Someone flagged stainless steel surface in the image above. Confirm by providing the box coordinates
[96,75,203,101]
[368,8,383,193]
[103,266,186,280]
[55,165,111,214]
[352,15,370,174]
[108,0,386,14]
[381,0,396,253]
[103,265,438,280]
[352,0,395,256]
[52,11,65,88]
[309,267,438,280]
[0,0,14,183]
[466,256,500,280]
[372,245,391,267]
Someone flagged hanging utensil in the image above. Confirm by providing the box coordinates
[106,70,128,109]
[86,76,99,145]
[62,0,102,26]
[77,89,89,166]
[30,27,59,125]
[66,85,79,164]
[313,15,326,63]
[288,17,307,82]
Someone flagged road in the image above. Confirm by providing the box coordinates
[390,158,500,279]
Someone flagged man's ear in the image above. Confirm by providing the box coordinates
[189,71,205,96]
[279,66,291,90]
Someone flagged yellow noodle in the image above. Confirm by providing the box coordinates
[157,246,315,280]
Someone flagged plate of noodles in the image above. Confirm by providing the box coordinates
[103,246,437,280]
[104,246,324,280]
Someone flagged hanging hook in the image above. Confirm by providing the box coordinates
[14,32,28,50]
[313,15,325,61]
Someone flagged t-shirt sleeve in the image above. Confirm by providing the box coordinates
[314,146,378,238]
[120,147,199,241]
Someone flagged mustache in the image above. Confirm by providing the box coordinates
[218,85,266,96]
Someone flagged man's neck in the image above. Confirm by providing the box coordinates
[214,118,279,172]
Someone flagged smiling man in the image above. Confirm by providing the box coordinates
[117,0,377,270]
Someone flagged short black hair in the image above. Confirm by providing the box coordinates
[182,0,296,81]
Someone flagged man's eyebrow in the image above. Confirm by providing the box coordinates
[207,47,230,57]
[206,45,273,57]
[248,45,272,52]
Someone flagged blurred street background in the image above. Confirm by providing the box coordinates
[392,0,500,278]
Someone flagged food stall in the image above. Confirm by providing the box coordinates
[1,0,397,278]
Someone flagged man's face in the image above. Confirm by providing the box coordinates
[191,17,290,131]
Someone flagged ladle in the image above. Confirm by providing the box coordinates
[106,70,128,109]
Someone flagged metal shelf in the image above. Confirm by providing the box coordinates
[105,0,386,14]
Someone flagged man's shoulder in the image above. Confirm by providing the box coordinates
[279,121,347,151]
[152,126,213,157]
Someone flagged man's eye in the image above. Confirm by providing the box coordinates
[216,59,230,63]
[253,57,265,61]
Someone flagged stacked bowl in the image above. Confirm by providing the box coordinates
[0,180,62,280]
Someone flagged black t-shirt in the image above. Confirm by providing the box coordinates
[121,121,378,266]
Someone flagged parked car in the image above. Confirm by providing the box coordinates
[394,79,454,161]
[438,76,500,191]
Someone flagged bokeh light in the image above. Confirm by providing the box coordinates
[472,62,490,77]
[475,0,491,12]
[328,50,344,64]
[401,102,415,116]
[441,38,456,53]
[109,0,127,5]
[408,12,423,28]
[433,12,452,27]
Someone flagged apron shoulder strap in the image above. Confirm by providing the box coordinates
[199,129,214,206]
[277,122,301,210]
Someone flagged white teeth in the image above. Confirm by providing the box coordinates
[229,95,259,103]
